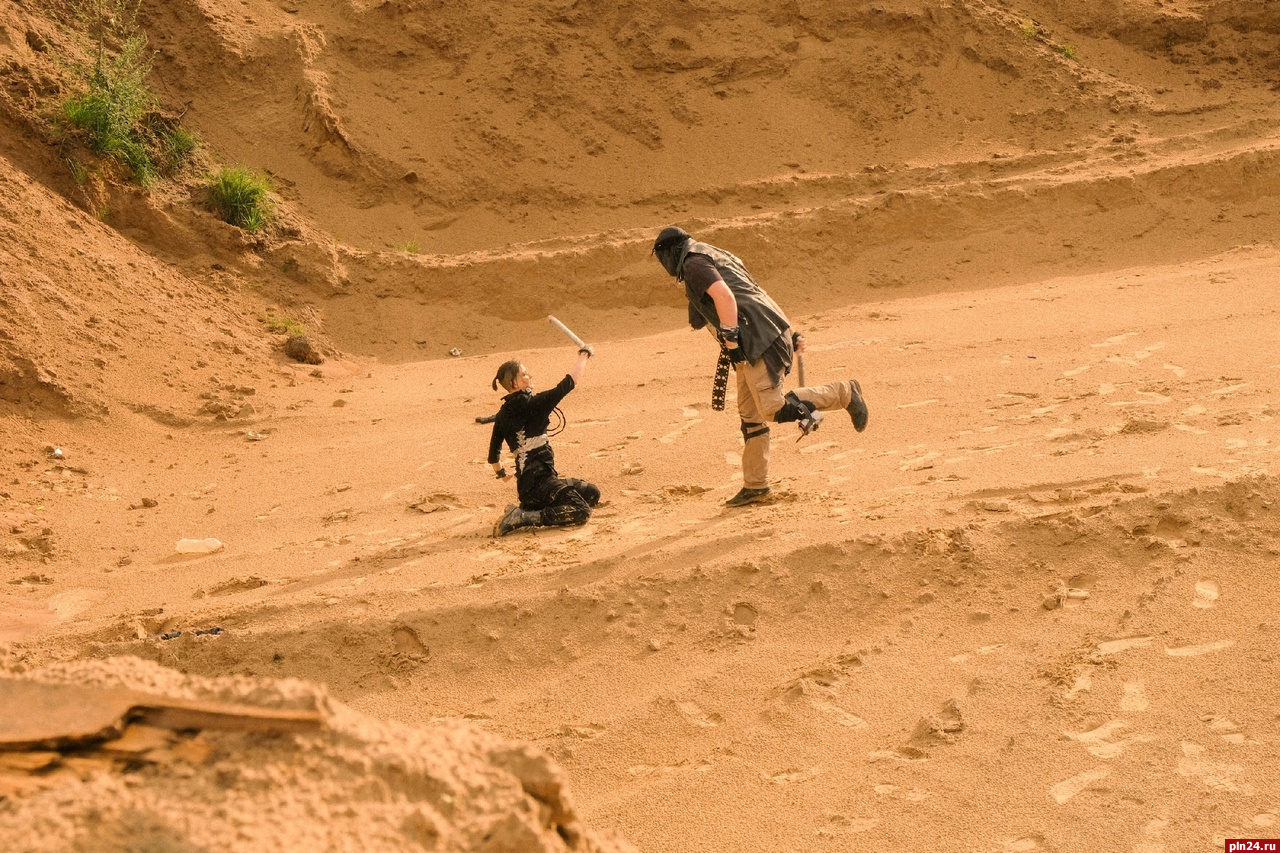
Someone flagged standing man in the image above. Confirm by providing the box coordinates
[652,226,868,507]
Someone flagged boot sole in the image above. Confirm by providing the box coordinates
[848,380,868,432]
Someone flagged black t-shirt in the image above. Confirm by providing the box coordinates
[682,252,791,382]
[683,254,721,330]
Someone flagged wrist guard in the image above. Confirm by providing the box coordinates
[718,325,740,345]
[495,467,507,479]
[578,345,594,358]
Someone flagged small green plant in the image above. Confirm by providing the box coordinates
[261,311,306,337]
[206,166,274,232]
[397,239,422,254]
[154,123,198,175]
[1061,44,1078,60]
[1020,19,1038,39]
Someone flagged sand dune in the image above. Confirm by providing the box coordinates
[2,0,1279,851]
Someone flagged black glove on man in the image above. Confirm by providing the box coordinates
[719,326,746,364]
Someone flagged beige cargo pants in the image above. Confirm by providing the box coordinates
[736,355,857,489]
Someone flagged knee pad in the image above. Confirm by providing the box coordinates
[741,420,770,441]
[774,392,815,423]
[578,482,601,507]
[544,503,590,527]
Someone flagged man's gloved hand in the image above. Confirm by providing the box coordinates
[718,325,745,363]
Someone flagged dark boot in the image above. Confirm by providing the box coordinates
[846,379,868,432]
[493,505,543,537]
[725,486,772,507]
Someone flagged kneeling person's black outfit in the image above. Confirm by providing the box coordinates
[487,351,599,536]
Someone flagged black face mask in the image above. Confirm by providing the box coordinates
[652,226,691,277]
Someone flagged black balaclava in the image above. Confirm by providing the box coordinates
[652,226,692,278]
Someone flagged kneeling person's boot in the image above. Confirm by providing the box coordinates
[493,504,543,537]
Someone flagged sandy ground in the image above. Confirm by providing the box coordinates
[2,0,1280,851]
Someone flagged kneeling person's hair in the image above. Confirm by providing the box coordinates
[493,360,522,392]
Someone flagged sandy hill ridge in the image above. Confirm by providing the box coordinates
[2,0,1280,851]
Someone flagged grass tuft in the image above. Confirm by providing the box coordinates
[261,311,306,337]
[207,166,274,232]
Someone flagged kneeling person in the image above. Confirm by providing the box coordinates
[488,347,600,536]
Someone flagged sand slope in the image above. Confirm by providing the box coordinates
[2,0,1280,851]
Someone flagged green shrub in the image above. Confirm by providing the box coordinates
[207,167,274,232]
[59,1,198,186]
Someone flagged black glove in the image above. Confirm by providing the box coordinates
[724,342,746,364]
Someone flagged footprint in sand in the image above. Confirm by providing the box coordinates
[1177,742,1253,793]
[1120,682,1149,713]
[559,723,606,740]
[776,673,868,729]
[814,815,879,837]
[1092,332,1139,348]
[659,408,704,444]
[674,700,722,728]
[1192,580,1220,609]
[1203,715,1245,744]
[1097,636,1154,656]
[868,746,928,763]
[762,766,822,784]
[1064,670,1093,701]
[1132,817,1169,853]
[872,784,930,803]
[731,602,758,626]
[1004,838,1045,852]
[1164,639,1234,657]
[1066,720,1155,759]
[809,698,869,729]
[392,626,429,657]
[1050,767,1111,804]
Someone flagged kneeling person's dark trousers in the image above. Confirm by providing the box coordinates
[528,477,600,527]
[495,472,600,537]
